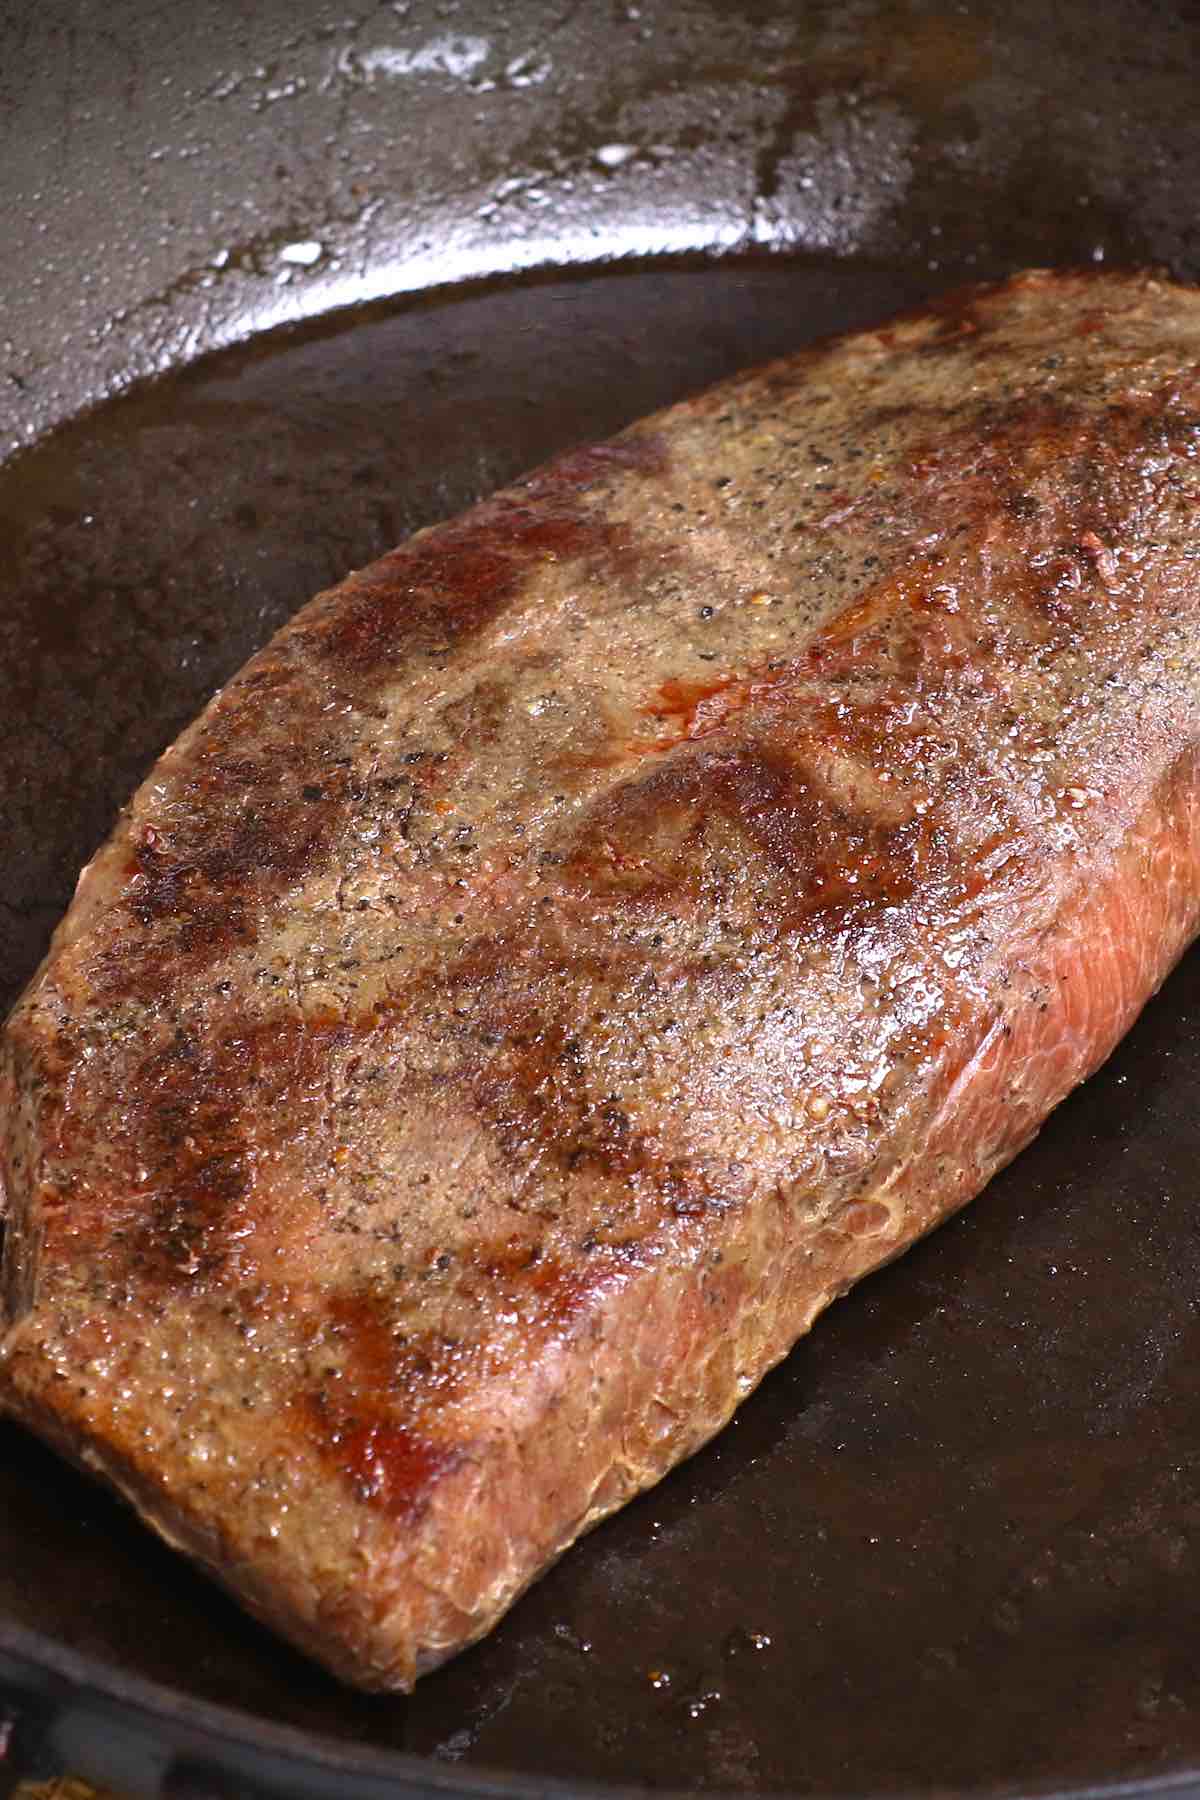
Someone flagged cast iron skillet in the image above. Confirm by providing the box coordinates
[4,1,1200,1795]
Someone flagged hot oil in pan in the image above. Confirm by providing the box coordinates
[3,260,1200,1795]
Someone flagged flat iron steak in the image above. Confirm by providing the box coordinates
[3,270,1200,1691]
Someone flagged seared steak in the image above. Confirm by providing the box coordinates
[3,270,1200,1690]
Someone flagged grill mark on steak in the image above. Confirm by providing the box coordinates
[311,505,616,675]
[292,1288,468,1521]
[305,435,669,675]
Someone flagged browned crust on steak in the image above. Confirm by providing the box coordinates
[4,270,1200,1688]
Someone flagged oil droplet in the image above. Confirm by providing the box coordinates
[279,240,325,268]
[594,143,637,171]
[504,52,551,87]
[686,1687,722,1720]
[724,1626,773,1657]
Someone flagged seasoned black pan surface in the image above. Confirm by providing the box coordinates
[3,2,1200,1796]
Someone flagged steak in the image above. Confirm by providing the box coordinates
[3,269,1200,1691]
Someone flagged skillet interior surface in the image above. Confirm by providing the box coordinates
[4,2,1200,1796]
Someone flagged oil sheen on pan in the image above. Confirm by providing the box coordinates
[2,268,1200,1692]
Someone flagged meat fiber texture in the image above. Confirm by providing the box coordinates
[3,270,1200,1691]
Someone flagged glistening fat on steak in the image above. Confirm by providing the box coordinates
[3,269,1200,1690]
